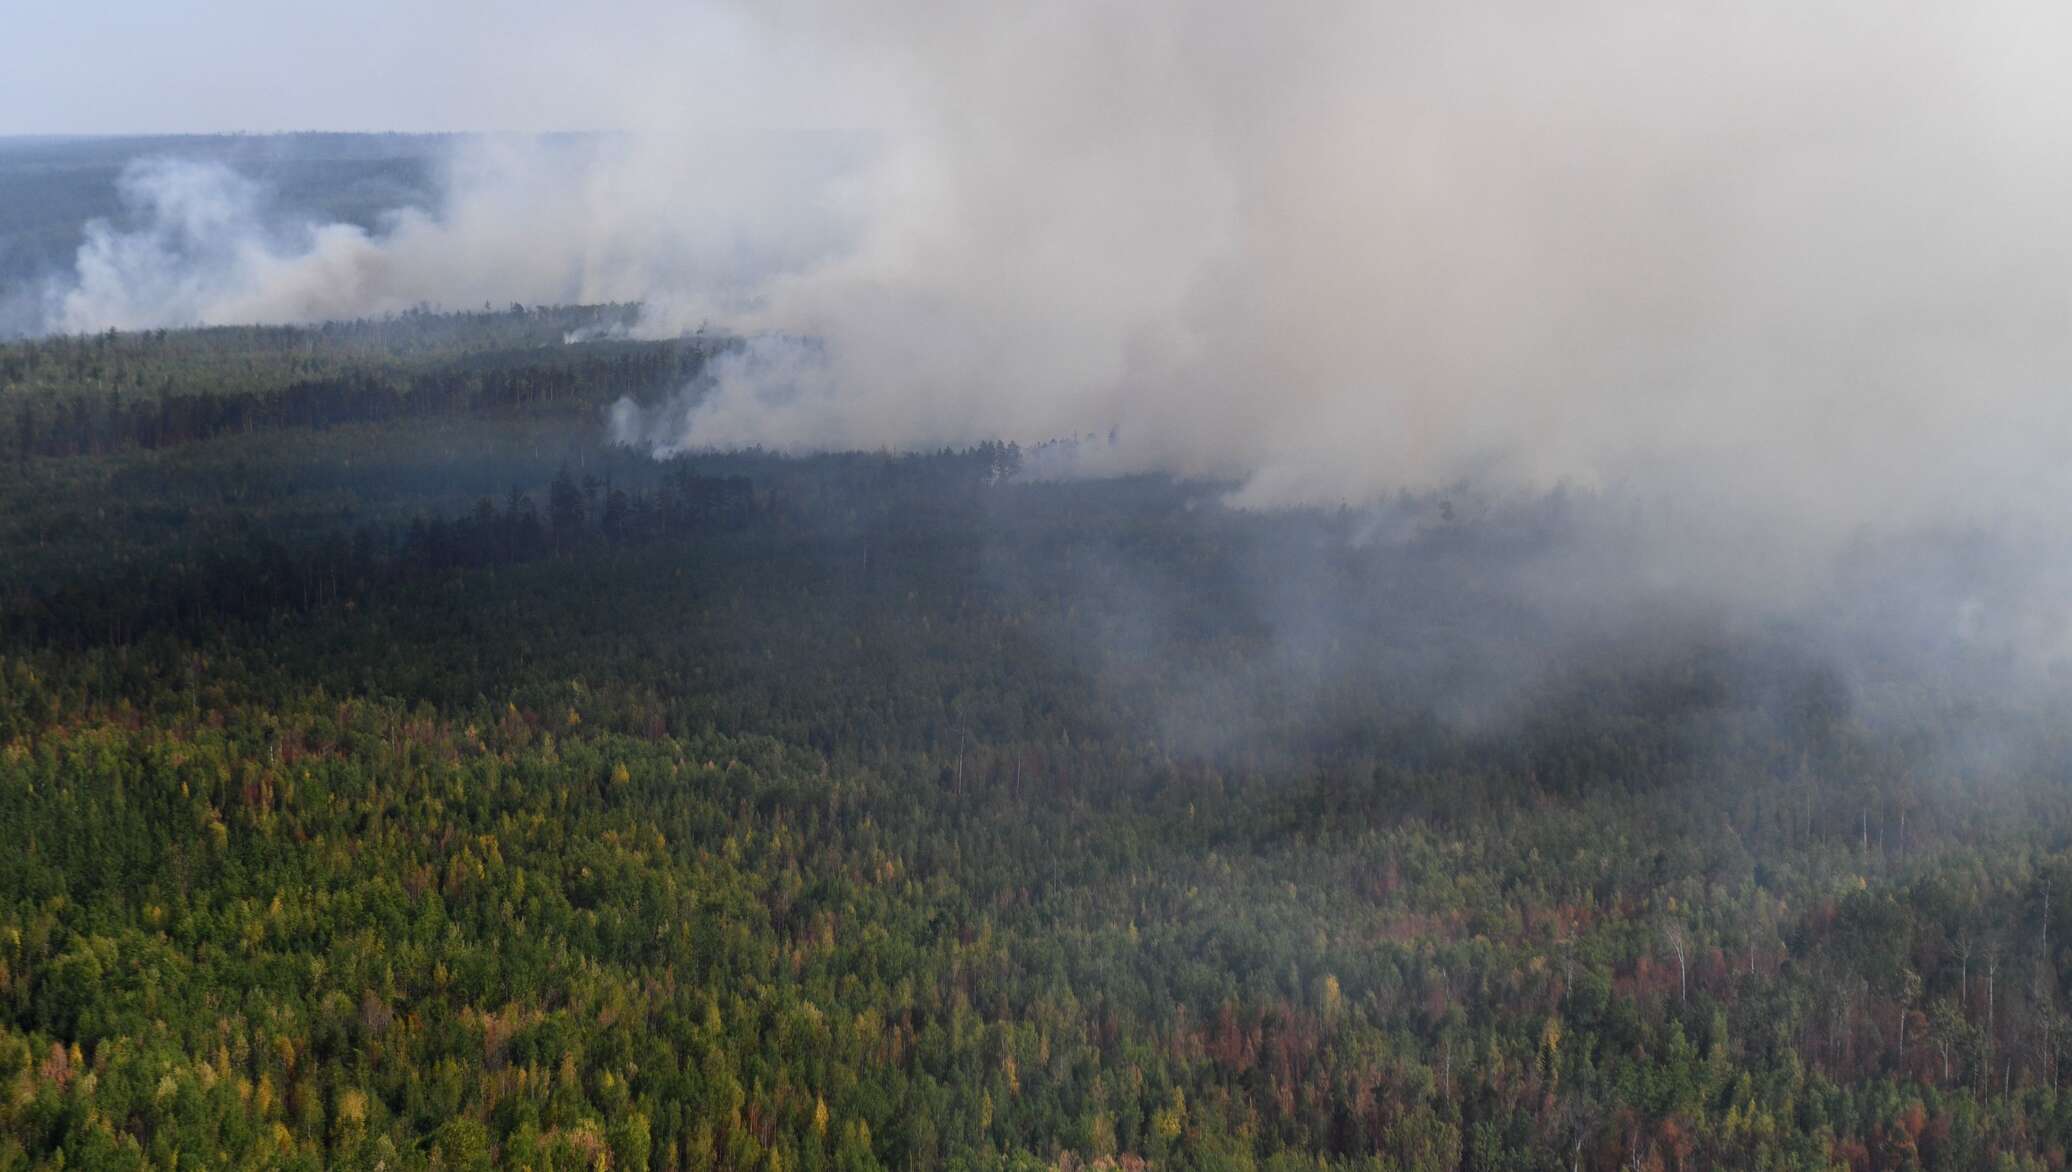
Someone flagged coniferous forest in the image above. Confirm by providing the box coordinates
[8,308,2072,1172]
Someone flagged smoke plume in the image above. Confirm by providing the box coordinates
[46,132,867,335]
[35,2,2072,555]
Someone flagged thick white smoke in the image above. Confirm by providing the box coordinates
[49,132,868,335]
[40,2,2072,552]
[659,2,2072,534]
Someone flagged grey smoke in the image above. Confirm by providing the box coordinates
[34,3,2072,603]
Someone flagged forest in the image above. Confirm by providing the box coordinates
[5,307,2072,1171]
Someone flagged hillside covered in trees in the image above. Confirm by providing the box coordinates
[5,309,2072,1171]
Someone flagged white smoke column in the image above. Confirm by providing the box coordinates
[651,0,2072,547]
[41,1,2072,558]
[56,156,389,332]
[52,132,871,334]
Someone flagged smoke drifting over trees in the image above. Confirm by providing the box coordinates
[20,1,2072,655]
[14,9,2072,1163]
[38,134,863,337]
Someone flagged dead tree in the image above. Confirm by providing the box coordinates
[1664,921,1689,1007]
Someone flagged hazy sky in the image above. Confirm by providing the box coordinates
[2,1,802,136]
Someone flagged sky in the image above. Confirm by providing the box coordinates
[1,1,818,136]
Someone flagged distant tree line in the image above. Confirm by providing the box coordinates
[8,344,716,460]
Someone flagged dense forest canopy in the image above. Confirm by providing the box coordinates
[4,307,2072,1171]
